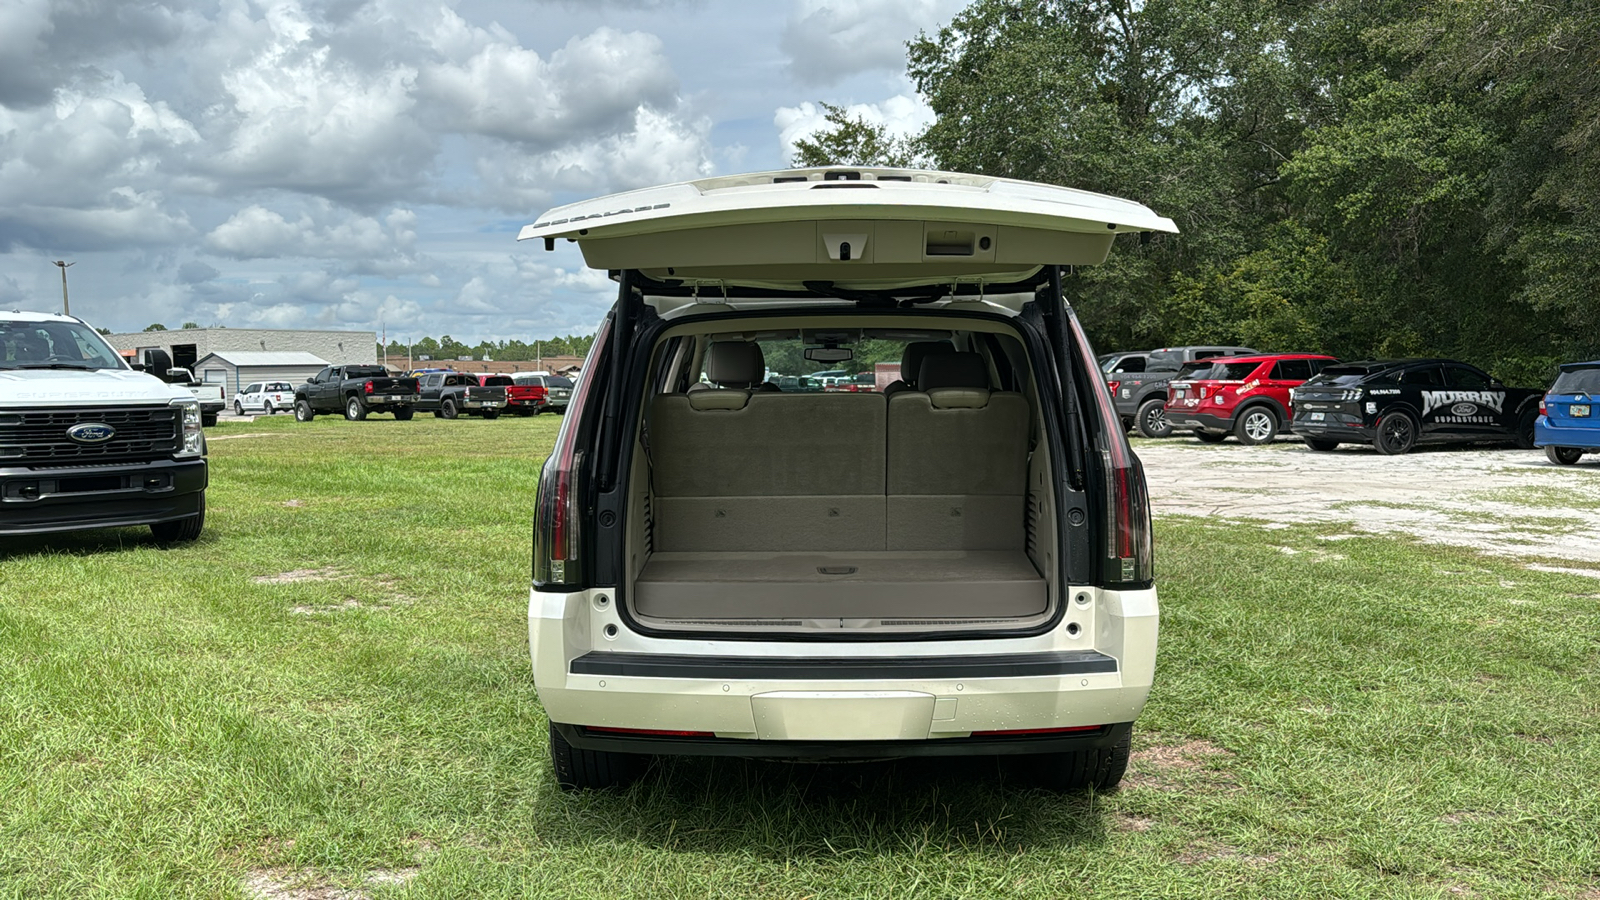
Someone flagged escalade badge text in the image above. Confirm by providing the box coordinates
[66,422,116,444]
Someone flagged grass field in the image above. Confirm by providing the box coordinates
[2,416,1597,899]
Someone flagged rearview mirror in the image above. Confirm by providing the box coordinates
[805,347,853,363]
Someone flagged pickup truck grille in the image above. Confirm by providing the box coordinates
[0,405,180,464]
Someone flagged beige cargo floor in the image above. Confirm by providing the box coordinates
[633,550,1046,621]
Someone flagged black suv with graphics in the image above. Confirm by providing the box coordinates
[1289,359,1544,454]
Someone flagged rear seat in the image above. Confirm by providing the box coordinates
[650,342,887,552]
[649,343,1029,554]
[886,352,1030,550]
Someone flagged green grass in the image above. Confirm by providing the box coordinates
[2,417,1598,899]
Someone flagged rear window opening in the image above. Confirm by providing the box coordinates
[1551,367,1600,395]
[615,314,1071,638]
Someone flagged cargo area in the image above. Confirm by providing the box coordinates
[624,321,1060,633]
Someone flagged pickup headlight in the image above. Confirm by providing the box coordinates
[171,399,204,458]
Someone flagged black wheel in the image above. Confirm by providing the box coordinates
[1134,398,1171,438]
[345,396,367,421]
[1234,406,1279,445]
[1546,446,1584,465]
[1514,408,1538,449]
[393,408,414,421]
[482,409,501,420]
[1194,430,1227,444]
[1305,437,1341,452]
[432,410,444,418]
[1026,726,1132,792]
[234,401,244,416]
[549,723,645,791]
[294,399,315,422]
[1374,410,1418,455]
[201,412,218,428]
[442,398,459,419]
[150,503,204,544]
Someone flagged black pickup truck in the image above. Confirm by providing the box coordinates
[293,365,420,421]
[415,371,508,419]
[1107,345,1257,437]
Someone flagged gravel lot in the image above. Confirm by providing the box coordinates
[1138,438,1600,571]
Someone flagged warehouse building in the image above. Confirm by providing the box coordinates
[105,327,376,375]
[188,350,330,396]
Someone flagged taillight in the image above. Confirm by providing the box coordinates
[364,380,373,394]
[534,317,610,590]
[1065,311,1154,586]
[1107,380,1120,394]
[1540,396,1547,415]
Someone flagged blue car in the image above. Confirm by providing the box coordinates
[1535,360,1600,465]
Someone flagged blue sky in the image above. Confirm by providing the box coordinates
[0,0,964,342]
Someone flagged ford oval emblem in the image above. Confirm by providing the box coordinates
[67,422,117,444]
[1450,403,1478,416]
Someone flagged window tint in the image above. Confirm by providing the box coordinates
[244,383,260,393]
[1400,366,1444,386]
[1551,368,1600,395]
[1271,359,1313,381]
[481,375,512,386]
[547,376,573,388]
[1446,366,1491,389]
[1111,356,1146,373]
[1184,361,1260,380]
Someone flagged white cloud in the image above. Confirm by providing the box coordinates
[773,93,934,162]
[780,0,964,86]
[204,202,421,274]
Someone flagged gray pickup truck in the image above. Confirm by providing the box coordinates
[1107,345,1256,437]
[416,371,508,419]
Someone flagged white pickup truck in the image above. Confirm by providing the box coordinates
[1,310,208,542]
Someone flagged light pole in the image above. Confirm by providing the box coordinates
[52,260,74,316]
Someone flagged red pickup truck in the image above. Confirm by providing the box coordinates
[1165,353,1337,444]
[493,373,546,416]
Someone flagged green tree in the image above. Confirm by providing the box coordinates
[791,103,917,168]
[142,323,167,332]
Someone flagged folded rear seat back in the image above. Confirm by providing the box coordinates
[886,352,1030,551]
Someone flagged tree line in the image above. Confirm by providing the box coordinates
[379,334,595,363]
[795,0,1600,385]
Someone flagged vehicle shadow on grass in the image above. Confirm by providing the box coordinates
[533,754,1114,857]
[0,526,212,560]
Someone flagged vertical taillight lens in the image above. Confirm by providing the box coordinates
[364,380,374,394]
[533,317,611,591]
[1539,396,1547,416]
[1064,311,1154,586]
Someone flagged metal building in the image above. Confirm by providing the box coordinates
[190,350,330,396]
[105,327,375,374]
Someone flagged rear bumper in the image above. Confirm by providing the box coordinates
[1165,409,1234,431]
[1535,417,1600,449]
[0,457,207,535]
[1290,415,1375,443]
[529,587,1158,754]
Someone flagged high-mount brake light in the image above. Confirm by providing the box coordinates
[533,317,611,590]
[1065,311,1154,586]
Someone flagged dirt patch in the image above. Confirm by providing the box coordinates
[1125,738,1235,790]
[1112,812,1155,832]
[1140,442,1600,568]
[283,499,307,508]
[244,867,419,900]
[254,567,343,585]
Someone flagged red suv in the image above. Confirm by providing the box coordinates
[1165,354,1337,444]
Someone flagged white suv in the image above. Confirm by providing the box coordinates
[522,167,1168,790]
[233,381,295,416]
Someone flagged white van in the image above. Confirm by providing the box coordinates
[522,167,1168,790]
[1,311,207,541]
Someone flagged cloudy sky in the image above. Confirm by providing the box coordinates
[0,0,964,342]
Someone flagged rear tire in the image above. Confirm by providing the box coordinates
[432,410,444,418]
[294,399,314,422]
[1134,398,1171,438]
[1515,408,1538,449]
[1234,407,1279,445]
[549,723,645,791]
[1546,446,1584,465]
[1304,437,1341,452]
[1374,410,1418,455]
[345,396,367,421]
[234,401,244,416]
[394,408,414,421]
[1194,430,1227,444]
[264,401,275,415]
[442,398,459,419]
[150,503,204,544]
[1027,727,1132,792]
